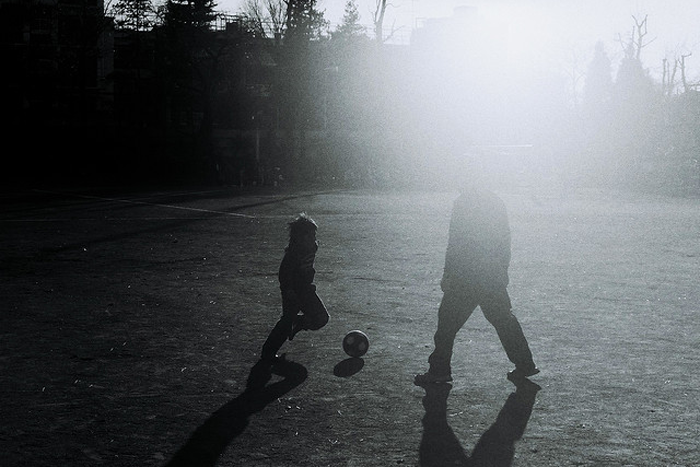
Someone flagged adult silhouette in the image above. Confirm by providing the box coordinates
[416,163,538,385]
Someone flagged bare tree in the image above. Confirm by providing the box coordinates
[240,0,286,38]
[617,14,656,62]
[110,0,158,31]
[372,0,386,43]
[662,57,679,96]
[678,53,694,93]
[371,0,399,44]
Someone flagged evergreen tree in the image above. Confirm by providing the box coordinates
[614,15,656,102]
[164,0,217,31]
[284,0,328,44]
[272,0,328,176]
[159,0,221,180]
[332,0,366,41]
[582,41,613,111]
[326,0,372,133]
[161,0,219,108]
[608,17,661,188]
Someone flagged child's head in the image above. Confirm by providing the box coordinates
[288,213,318,250]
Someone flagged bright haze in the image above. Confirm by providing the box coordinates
[219,0,700,79]
[216,0,700,190]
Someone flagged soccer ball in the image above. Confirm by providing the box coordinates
[343,330,369,358]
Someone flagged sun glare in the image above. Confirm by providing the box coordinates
[478,3,554,69]
[414,3,557,86]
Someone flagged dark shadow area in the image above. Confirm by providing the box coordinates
[165,357,307,467]
[333,357,365,377]
[418,379,541,467]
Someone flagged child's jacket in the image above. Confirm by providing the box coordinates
[278,244,317,293]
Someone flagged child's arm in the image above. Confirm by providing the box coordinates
[297,252,316,287]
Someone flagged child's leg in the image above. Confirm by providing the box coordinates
[261,314,294,359]
[298,291,329,331]
[261,297,300,358]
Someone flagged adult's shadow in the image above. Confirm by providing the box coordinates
[165,357,307,467]
[418,379,541,467]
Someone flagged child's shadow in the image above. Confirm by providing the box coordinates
[165,357,307,467]
[418,379,541,467]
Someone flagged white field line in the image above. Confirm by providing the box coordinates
[23,189,259,219]
[0,217,226,222]
[2,189,330,222]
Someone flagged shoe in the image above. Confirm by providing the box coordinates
[507,365,540,381]
[414,371,453,386]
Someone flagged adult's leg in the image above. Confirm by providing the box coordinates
[480,289,536,370]
[427,291,479,375]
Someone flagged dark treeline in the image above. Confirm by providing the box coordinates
[2,0,699,194]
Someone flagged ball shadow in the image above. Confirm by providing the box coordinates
[333,357,365,377]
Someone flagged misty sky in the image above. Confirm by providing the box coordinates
[218,0,700,79]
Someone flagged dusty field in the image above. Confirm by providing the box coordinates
[1,185,698,466]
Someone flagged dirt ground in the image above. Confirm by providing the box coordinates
[1,185,698,466]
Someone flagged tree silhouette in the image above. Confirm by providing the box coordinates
[111,0,158,31]
[283,0,327,43]
[332,0,366,42]
[583,41,613,112]
[607,15,662,188]
[160,0,225,180]
[273,0,327,172]
[240,0,286,39]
